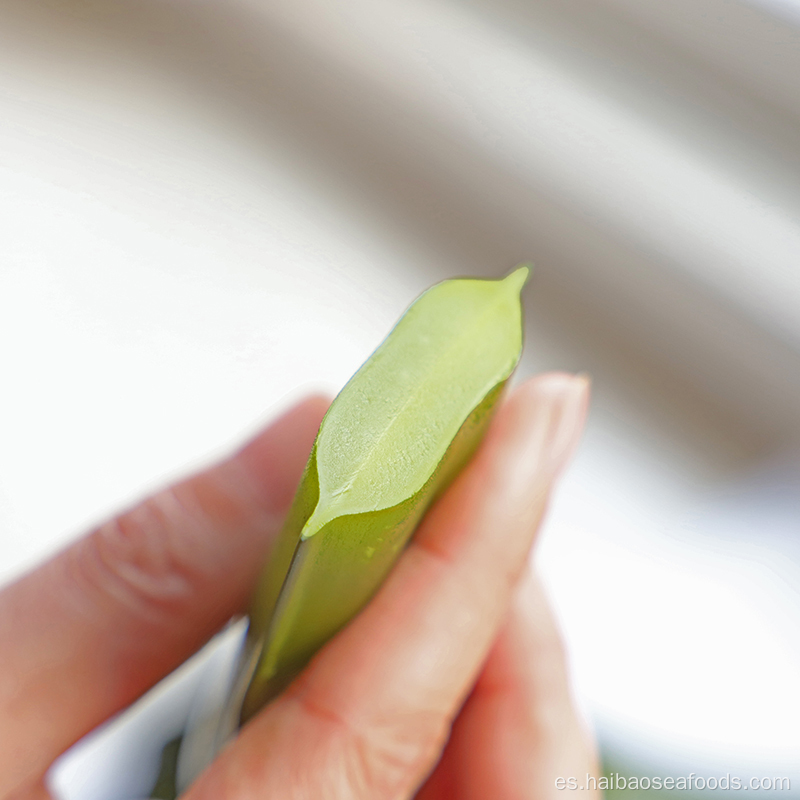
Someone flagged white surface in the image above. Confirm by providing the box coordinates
[541,444,800,773]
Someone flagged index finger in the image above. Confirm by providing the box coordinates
[0,396,328,799]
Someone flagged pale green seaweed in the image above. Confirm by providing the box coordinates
[239,267,529,720]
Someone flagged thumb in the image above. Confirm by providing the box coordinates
[183,373,590,800]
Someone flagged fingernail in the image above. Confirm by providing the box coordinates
[509,373,590,492]
[544,372,590,475]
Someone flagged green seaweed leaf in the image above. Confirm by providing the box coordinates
[240,267,529,720]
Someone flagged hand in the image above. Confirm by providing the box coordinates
[0,372,597,800]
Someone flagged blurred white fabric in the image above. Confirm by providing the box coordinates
[0,0,798,795]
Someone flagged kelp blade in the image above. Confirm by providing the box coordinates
[241,268,528,721]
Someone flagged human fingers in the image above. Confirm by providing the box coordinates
[0,396,328,798]
[5,779,50,800]
[183,372,590,800]
[416,569,601,800]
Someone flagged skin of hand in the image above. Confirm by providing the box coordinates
[0,372,598,800]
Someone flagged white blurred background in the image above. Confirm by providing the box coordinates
[1,0,798,796]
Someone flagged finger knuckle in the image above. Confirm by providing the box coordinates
[291,690,448,799]
[70,486,208,625]
[345,714,448,799]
